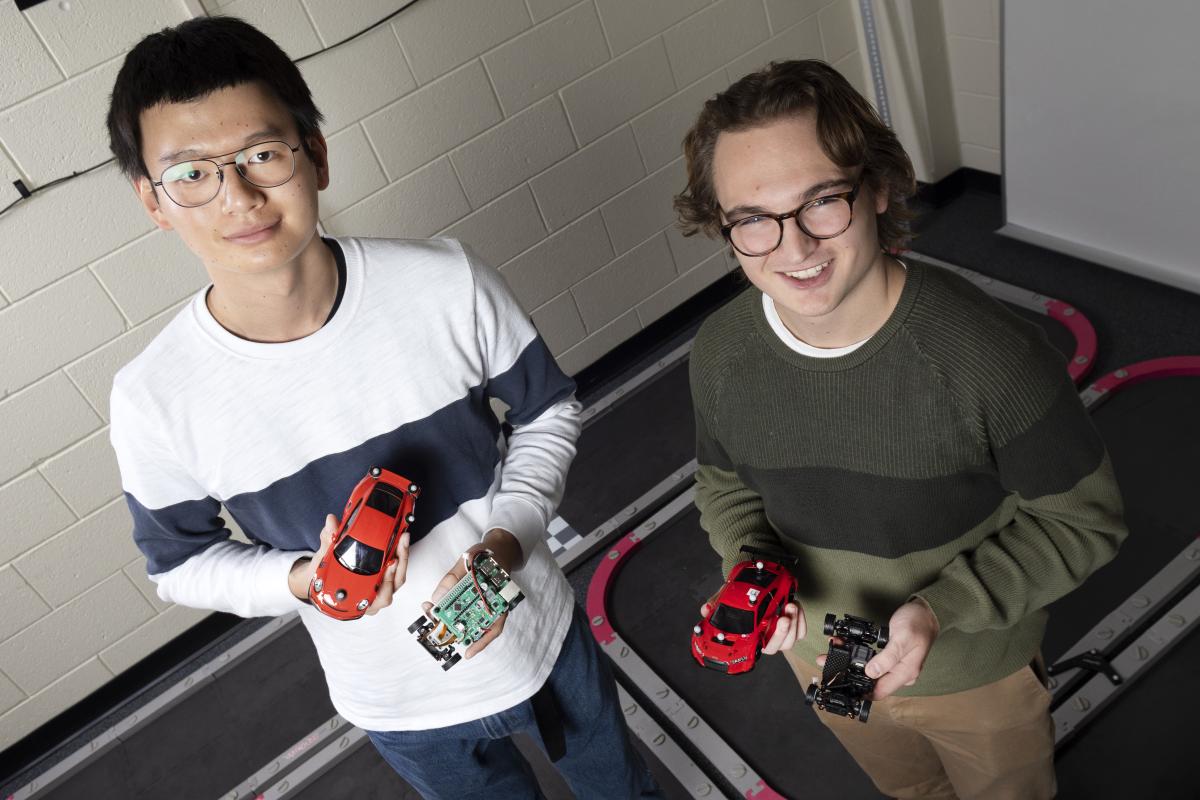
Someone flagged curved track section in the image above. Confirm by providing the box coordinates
[1079,355,1200,410]
[587,489,790,800]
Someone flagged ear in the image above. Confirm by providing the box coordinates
[306,133,331,191]
[133,176,173,231]
[873,183,889,215]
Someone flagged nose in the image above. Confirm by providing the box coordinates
[773,214,818,261]
[219,164,265,214]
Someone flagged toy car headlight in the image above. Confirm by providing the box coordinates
[693,624,702,635]
[312,578,323,592]
[357,598,370,611]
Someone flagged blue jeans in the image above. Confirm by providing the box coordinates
[366,605,663,799]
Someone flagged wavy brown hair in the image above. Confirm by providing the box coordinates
[675,59,916,252]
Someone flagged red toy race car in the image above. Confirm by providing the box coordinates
[692,546,799,674]
[309,467,420,620]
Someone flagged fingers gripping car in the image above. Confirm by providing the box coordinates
[805,613,889,722]
[692,546,799,674]
[408,551,523,671]
[309,467,420,620]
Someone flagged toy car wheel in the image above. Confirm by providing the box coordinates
[407,616,426,634]
[442,653,462,671]
[877,625,889,648]
[370,467,381,477]
[804,683,819,706]
[858,699,872,723]
[823,613,836,637]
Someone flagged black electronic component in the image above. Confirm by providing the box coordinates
[805,613,889,723]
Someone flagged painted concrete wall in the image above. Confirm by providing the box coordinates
[944,0,1000,174]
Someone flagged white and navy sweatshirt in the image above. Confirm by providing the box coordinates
[110,237,581,731]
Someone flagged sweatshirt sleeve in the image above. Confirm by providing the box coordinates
[914,342,1128,633]
[111,380,308,618]
[464,245,581,559]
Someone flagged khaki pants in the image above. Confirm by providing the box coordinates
[784,652,1056,799]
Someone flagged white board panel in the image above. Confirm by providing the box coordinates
[1002,1,1200,295]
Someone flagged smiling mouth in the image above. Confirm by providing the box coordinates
[226,221,278,240]
[783,260,830,280]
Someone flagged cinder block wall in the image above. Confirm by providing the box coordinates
[943,0,1000,174]
[0,0,872,750]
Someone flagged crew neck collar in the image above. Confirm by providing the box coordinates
[752,257,922,372]
[192,236,361,360]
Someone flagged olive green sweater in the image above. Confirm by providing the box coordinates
[691,261,1127,695]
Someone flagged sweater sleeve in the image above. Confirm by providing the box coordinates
[914,344,1128,633]
[464,245,581,560]
[691,358,786,579]
[111,379,308,618]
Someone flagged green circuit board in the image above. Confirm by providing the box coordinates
[431,553,522,646]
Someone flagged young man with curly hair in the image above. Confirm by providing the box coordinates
[676,60,1126,799]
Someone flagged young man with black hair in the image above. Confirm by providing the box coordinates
[107,17,659,799]
[676,60,1127,799]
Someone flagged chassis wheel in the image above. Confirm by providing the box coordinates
[876,625,889,648]
[407,616,426,634]
[858,699,872,723]
[804,683,819,706]
[823,613,836,637]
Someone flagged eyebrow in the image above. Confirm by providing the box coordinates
[158,126,288,165]
[722,178,854,219]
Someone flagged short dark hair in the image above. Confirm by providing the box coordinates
[675,59,916,252]
[107,16,324,180]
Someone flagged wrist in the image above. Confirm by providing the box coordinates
[482,528,523,571]
[911,596,940,638]
[288,556,313,601]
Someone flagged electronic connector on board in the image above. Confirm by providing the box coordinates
[408,551,523,670]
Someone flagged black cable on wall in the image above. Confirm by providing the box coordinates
[1,0,422,218]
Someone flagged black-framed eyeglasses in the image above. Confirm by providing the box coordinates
[719,181,862,257]
[152,140,302,208]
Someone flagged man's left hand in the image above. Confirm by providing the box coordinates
[861,599,940,699]
[423,528,524,659]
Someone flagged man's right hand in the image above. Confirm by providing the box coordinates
[288,514,410,615]
[698,592,806,654]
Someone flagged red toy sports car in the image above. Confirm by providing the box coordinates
[309,467,420,620]
[692,547,799,674]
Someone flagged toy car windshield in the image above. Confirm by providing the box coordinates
[333,535,385,576]
[710,604,755,634]
[365,485,403,516]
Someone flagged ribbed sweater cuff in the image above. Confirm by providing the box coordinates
[912,579,974,634]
